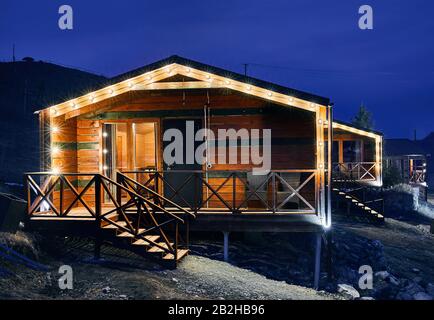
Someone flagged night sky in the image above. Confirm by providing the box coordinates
[1,0,433,139]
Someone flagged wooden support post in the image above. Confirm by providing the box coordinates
[223,231,229,262]
[94,174,102,260]
[325,231,333,281]
[313,233,322,290]
[94,236,102,260]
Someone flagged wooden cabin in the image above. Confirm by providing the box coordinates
[385,138,428,200]
[24,56,383,278]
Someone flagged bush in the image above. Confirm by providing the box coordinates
[383,163,404,188]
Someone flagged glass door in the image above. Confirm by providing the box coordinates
[102,122,158,202]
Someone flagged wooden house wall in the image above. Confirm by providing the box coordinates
[50,89,318,212]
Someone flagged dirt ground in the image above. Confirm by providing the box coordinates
[1,212,433,300]
[340,218,434,285]
[0,233,338,300]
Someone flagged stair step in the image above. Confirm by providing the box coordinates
[117,228,146,238]
[102,221,128,229]
[163,249,189,261]
[148,242,174,253]
[132,235,160,246]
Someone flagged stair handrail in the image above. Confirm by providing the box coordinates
[116,172,196,218]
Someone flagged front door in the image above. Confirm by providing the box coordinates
[102,121,158,202]
[162,119,202,209]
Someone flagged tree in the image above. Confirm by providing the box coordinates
[352,104,374,130]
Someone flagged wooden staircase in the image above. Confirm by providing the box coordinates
[99,210,190,266]
[333,187,385,223]
[96,173,195,267]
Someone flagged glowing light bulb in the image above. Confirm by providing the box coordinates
[267,92,272,97]
[103,149,108,154]
[51,146,60,155]
[51,167,60,175]
[247,85,251,91]
[51,126,59,133]
[103,132,108,138]
[289,97,294,102]
[186,68,191,73]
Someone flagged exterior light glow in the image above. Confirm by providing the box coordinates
[318,119,323,124]
[267,92,272,97]
[103,132,108,138]
[103,149,108,154]
[51,167,60,175]
[289,97,294,102]
[51,146,60,155]
[51,126,59,133]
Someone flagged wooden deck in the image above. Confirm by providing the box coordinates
[28,205,323,233]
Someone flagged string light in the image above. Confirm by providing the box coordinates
[51,146,60,155]
[51,126,59,133]
[247,85,252,91]
[186,68,191,73]
[51,167,60,175]
[103,149,108,154]
[102,132,108,138]
[267,92,272,97]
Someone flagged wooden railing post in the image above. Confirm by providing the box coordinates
[116,172,122,205]
[95,174,102,220]
[232,173,236,213]
[174,222,179,262]
[59,177,64,216]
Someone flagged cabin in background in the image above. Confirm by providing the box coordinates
[385,138,429,200]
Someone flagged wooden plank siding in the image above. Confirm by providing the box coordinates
[47,88,319,213]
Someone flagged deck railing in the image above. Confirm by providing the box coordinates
[119,170,318,215]
[332,162,377,182]
[24,172,194,261]
[409,166,426,185]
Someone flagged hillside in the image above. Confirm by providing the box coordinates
[0,59,107,186]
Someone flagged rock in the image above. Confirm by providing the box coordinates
[371,240,383,249]
[172,278,179,283]
[402,282,424,296]
[396,291,413,300]
[413,277,422,284]
[337,284,360,300]
[388,275,400,286]
[413,292,433,300]
[375,271,390,280]
[411,268,420,274]
[360,297,375,300]
[119,294,127,299]
[102,286,111,294]
[426,283,434,296]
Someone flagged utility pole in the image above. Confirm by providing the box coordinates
[242,63,248,76]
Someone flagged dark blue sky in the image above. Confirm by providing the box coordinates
[1,0,433,138]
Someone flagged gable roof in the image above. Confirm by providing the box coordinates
[37,55,330,118]
[385,139,429,157]
[333,119,383,140]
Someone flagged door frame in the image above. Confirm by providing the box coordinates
[99,118,162,175]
